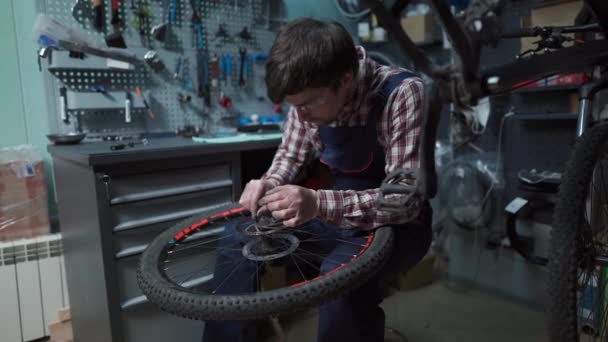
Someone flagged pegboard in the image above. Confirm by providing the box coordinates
[42,0,282,140]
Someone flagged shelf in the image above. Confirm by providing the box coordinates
[514,84,580,94]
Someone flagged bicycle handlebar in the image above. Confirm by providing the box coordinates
[501,23,602,39]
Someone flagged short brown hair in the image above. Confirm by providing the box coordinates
[265,18,358,103]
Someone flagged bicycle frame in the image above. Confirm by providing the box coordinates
[370,0,608,200]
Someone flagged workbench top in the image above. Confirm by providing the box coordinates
[48,135,282,167]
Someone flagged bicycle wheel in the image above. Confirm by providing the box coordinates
[549,122,608,341]
[137,203,394,320]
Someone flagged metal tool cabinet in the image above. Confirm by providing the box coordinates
[49,139,279,341]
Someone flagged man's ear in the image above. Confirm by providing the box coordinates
[341,72,354,87]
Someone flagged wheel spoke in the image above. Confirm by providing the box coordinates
[212,258,247,294]
[291,254,308,283]
[171,233,236,254]
[293,247,347,266]
[291,253,321,272]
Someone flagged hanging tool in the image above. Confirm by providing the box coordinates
[173,56,183,79]
[170,0,177,25]
[37,47,52,72]
[92,0,104,31]
[135,86,155,118]
[138,0,147,46]
[125,92,132,123]
[197,52,210,105]
[215,23,230,43]
[130,0,136,9]
[210,53,220,88]
[59,87,69,123]
[182,57,193,91]
[245,54,252,85]
[219,92,233,108]
[131,0,151,46]
[177,93,192,103]
[72,0,92,29]
[238,47,247,87]
[144,50,165,71]
[189,0,205,49]
[105,0,127,48]
[238,26,252,42]
[221,53,232,87]
[111,0,120,26]
[151,0,169,42]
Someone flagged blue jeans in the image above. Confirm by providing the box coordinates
[202,211,432,342]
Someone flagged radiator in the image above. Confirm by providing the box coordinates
[0,234,69,342]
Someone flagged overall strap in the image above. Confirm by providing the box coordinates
[375,71,418,114]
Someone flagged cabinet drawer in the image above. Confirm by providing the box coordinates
[113,219,181,258]
[115,224,225,307]
[120,307,204,342]
[107,163,233,205]
[111,188,232,233]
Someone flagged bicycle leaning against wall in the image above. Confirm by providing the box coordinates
[364,0,608,341]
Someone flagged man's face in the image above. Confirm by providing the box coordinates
[284,74,353,125]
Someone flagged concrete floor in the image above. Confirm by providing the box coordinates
[268,281,548,342]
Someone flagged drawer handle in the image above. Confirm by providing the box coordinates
[121,274,213,311]
[113,207,206,232]
[111,179,233,205]
[115,226,225,259]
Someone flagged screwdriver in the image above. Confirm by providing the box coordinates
[135,86,155,118]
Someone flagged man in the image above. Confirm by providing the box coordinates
[203,18,432,342]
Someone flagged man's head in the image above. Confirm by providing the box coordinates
[266,18,358,124]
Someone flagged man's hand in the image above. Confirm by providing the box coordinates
[258,185,319,227]
[239,179,276,216]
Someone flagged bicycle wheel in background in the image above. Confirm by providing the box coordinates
[549,122,608,341]
[137,203,394,321]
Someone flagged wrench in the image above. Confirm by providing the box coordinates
[238,47,247,87]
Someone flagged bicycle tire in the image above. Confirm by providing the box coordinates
[137,203,395,320]
[548,122,608,341]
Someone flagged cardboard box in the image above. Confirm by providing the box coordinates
[401,13,439,44]
[0,151,50,242]
[520,0,583,54]
[396,254,436,291]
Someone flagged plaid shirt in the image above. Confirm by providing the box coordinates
[262,46,424,229]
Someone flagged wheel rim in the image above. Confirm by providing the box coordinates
[138,204,392,320]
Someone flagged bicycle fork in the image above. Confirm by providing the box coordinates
[576,73,608,137]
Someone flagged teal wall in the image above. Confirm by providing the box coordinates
[0,0,29,147]
[0,0,56,224]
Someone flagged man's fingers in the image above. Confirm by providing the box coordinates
[264,185,288,195]
[256,205,268,216]
[239,184,251,208]
[265,198,291,212]
[283,216,300,227]
[250,183,267,215]
[258,191,286,206]
[272,208,297,221]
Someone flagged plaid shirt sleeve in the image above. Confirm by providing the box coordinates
[316,77,425,229]
[262,106,315,186]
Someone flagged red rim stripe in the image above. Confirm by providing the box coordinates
[289,232,375,288]
[172,208,247,242]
